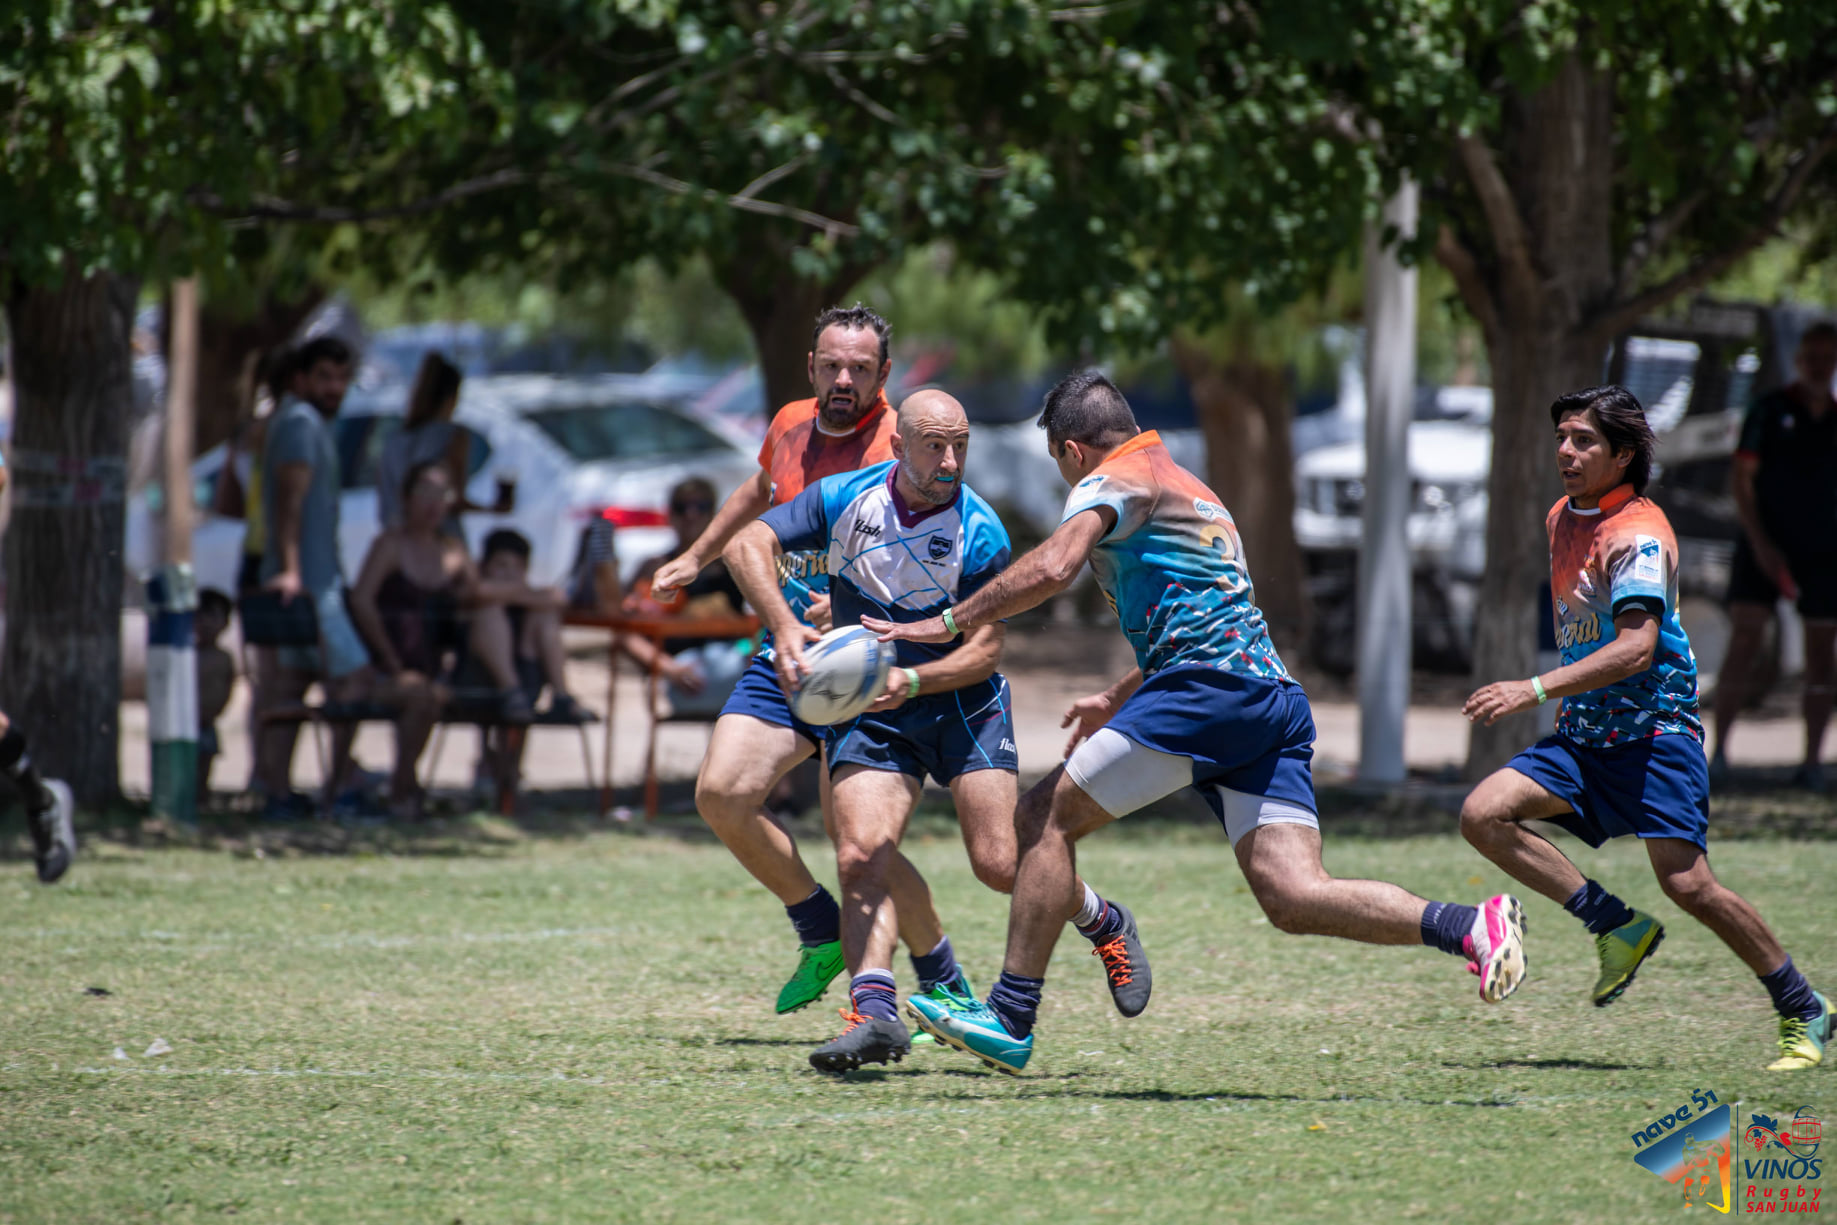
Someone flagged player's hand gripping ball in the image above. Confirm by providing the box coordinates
[789,627,894,726]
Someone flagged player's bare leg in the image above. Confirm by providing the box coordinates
[696,714,946,1013]
[1459,768,1588,904]
[810,764,920,1071]
[1234,824,1430,943]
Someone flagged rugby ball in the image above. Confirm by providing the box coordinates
[790,626,894,726]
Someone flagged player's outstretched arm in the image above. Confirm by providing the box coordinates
[724,520,819,692]
[1463,609,1660,726]
[864,508,1114,644]
[654,469,773,596]
[867,624,1006,712]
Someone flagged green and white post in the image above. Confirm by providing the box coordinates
[147,564,199,826]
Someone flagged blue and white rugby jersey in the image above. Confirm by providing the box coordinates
[758,461,1011,667]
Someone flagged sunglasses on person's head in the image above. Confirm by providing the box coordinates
[671,499,714,514]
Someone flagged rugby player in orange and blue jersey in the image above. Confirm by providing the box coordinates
[650,305,957,1020]
[1460,384,1830,1072]
[873,370,1522,1075]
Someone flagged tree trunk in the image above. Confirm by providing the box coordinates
[716,245,872,422]
[1455,56,1617,777]
[1175,341,1311,652]
[3,269,139,807]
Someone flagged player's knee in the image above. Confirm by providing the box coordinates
[1459,787,1514,844]
[694,773,754,829]
[833,837,891,888]
[1657,869,1716,913]
[968,851,1016,895]
[1254,881,1314,935]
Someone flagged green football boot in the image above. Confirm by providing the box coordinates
[775,940,846,1014]
[907,970,976,1047]
[1767,992,1832,1072]
[1592,909,1665,1007]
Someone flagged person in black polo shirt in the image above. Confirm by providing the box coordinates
[1711,321,1837,792]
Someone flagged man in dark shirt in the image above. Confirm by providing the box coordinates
[1712,321,1837,791]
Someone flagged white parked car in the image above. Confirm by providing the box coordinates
[125,374,761,596]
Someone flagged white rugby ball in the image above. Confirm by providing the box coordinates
[791,626,894,726]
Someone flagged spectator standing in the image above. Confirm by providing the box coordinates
[375,352,512,530]
[254,335,374,815]
[1711,321,1837,791]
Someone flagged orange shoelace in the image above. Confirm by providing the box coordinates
[836,1007,868,1034]
[1092,937,1133,985]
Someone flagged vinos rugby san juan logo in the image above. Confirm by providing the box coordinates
[1624,1093,1824,1214]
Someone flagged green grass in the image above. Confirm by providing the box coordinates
[3,813,1834,1223]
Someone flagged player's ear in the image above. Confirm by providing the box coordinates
[807,351,817,385]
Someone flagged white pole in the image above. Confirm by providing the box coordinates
[149,278,199,825]
[1357,180,1418,783]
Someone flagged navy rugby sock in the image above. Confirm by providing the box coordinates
[1420,901,1479,957]
[1075,895,1127,944]
[987,971,1044,1040]
[1563,879,1635,936]
[785,885,841,947]
[911,936,961,994]
[1759,957,1821,1023]
[849,971,899,1023]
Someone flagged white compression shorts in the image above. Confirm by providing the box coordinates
[1064,727,1320,847]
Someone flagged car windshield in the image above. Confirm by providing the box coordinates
[523,401,729,461]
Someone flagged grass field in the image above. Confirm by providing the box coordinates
[3,805,1835,1223]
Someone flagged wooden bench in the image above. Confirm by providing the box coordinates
[261,692,597,815]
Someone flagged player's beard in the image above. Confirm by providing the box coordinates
[817,383,876,432]
[902,459,958,506]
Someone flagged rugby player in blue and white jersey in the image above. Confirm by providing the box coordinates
[726,391,1141,1072]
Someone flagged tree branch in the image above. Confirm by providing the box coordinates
[1614,186,1707,296]
[607,163,859,236]
[824,64,901,126]
[192,168,531,225]
[1455,133,1539,304]
[1433,222,1501,348]
[1587,117,1837,343]
[732,154,811,202]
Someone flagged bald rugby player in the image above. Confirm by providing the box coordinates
[651,306,967,1016]
[727,391,1142,1072]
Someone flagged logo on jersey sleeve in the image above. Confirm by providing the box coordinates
[1193,497,1225,522]
[1633,535,1664,584]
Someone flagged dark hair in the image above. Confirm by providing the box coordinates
[262,346,298,402]
[1036,368,1140,447]
[402,458,448,501]
[811,303,891,367]
[1549,384,1656,494]
[405,352,463,429]
[294,334,352,373]
[1801,321,1837,348]
[482,528,532,563]
[669,476,717,512]
[198,588,233,619]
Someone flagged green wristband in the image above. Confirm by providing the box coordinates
[1531,675,1547,705]
[942,607,960,636]
[904,667,921,699]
